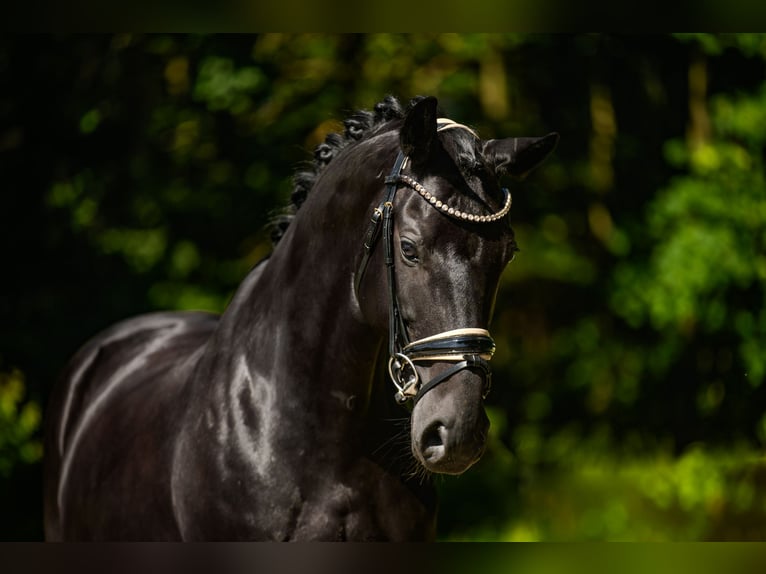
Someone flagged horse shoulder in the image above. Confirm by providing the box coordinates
[51,311,218,454]
[44,310,218,539]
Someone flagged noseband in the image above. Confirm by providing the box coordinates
[356,120,511,405]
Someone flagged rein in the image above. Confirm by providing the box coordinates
[356,120,508,406]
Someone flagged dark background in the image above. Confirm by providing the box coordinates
[1,34,765,540]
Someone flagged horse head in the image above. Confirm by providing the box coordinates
[356,97,558,475]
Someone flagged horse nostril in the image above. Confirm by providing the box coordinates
[422,422,447,450]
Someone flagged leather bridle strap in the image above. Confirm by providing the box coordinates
[356,145,499,406]
[354,152,407,299]
[404,327,495,362]
[413,356,492,406]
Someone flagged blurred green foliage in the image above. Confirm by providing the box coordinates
[0,370,42,478]
[1,34,766,540]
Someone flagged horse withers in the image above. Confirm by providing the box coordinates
[44,96,557,540]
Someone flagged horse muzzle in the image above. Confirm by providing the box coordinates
[410,365,491,474]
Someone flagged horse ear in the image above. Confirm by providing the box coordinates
[482,132,559,179]
[400,96,438,165]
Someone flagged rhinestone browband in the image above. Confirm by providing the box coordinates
[397,174,512,223]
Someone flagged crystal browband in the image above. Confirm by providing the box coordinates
[397,174,512,223]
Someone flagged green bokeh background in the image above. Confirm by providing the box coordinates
[1,34,766,540]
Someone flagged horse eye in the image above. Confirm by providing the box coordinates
[400,240,419,263]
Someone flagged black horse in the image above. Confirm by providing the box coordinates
[43,96,557,540]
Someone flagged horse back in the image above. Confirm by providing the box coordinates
[43,310,218,540]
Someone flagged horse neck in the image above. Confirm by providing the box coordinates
[203,134,398,447]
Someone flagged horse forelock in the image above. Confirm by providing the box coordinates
[439,127,482,174]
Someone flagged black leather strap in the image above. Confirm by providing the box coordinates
[413,356,492,406]
[354,152,407,298]
[405,333,496,361]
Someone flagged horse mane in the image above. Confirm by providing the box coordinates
[269,95,427,245]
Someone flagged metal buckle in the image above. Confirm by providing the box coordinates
[388,353,419,404]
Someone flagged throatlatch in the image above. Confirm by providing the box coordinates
[356,119,508,405]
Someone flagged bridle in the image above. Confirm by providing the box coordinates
[355,119,511,406]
